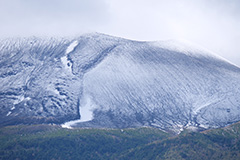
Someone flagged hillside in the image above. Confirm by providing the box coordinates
[0,122,240,160]
[0,125,169,160]
[120,121,240,160]
[0,33,240,132]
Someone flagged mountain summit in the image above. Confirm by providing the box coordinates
[0,33,240,132]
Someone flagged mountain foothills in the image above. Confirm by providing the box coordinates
[0,122,240,160]
[0,33,240,133]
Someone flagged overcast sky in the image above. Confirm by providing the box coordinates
[0,0,239,66]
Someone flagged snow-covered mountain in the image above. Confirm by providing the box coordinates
[0,33,240,132]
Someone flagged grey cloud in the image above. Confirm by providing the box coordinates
[103,0,240,66]
[0,0,110,37]
[0,0,239,66]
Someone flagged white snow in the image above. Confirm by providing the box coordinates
[61,95,97,129]
[199,124,209,129]
[47,85,67,99]
[155,39,240,67]
[61,124,73,129]
[25,97,31,101]
[185,125,198,131]
[192,97,221,114]
[11,96,31,109]
[61,56,72,72]
[66,40,78,54]
[61,40,78,73]
[6,111,11,116]
[13,95,25,105]
[47,84,59,94]
[152,39,227,61]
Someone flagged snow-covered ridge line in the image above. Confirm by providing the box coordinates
[152,39,231,63]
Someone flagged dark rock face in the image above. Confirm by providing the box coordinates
[0,33,240,132]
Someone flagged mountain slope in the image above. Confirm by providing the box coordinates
[0,33,240,132]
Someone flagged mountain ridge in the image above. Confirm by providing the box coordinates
[0,33,240,133]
